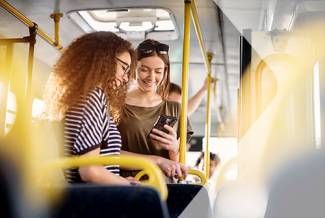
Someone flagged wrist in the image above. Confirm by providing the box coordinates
[149,155,162,165]
[168,149,179,161]
[169,148,179,156]
[169,141,179,154]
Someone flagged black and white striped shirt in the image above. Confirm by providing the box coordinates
[64,88,121,183]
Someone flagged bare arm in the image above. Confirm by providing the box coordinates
[79,148,130,185]
[121,150,187,178]
[188,86,206,115]
[168,137,180,162]
[188,77,216,115]
[121,150,161,165]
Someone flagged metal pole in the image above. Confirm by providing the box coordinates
[179,0,191,164]
[0,0,62,50]
[0,37,30,44]
[204,52,213,178]
[190,0,209,71]
[50,13,63,46]
[0,44,13,137]
[26,24,36,118]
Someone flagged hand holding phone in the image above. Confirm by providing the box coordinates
[152,115,177,134]
[150,115,179,152]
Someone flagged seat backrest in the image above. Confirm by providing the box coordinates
[167,184,211,218]
[0,157,27,218]
[0,159,16,218]
[265,149,325,218]
[49,184,170,218]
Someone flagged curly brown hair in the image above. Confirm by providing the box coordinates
[45,31,136,122]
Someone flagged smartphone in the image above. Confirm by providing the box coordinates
[152,115,178,134]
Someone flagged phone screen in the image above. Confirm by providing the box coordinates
[152,115,177,133]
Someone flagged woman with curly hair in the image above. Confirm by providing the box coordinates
[45,31,138,185]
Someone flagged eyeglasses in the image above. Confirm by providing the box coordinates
[115,57,130,75]
[138,42,169,56]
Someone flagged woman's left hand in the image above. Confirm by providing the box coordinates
[149,125,179,153]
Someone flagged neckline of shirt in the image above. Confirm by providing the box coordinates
[125,101,165,109]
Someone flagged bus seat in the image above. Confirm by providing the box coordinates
[167,184,211,218]
[0,159,17,218]
[0,157,26,218]
[265,148,325,218]
[49,184,170,218]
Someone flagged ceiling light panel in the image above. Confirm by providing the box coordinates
[68,8,178,40]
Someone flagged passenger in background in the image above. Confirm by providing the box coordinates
[44,31,139,185]
[118,39,193,179]
[195,152,220,178]
[168,79,217,152]
[168,77,217,115]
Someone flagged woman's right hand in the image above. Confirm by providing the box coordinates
[156,157,188,179]
[150,125,178,153]
[202,76,217,90]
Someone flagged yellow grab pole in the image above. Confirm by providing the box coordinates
[179,0,192,164]
[204,53,213,178]
[0,0,33,27]
[188,168,207,185]
[189,0,213,180]
[0,0,63,50]
[42,155,168,200]
[50,13,63,46]
[190,0,209,71]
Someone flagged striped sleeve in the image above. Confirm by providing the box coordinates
[73,89,106,155]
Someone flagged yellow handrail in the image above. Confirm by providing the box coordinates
[0,0,63,50]
[134,170,149,181]
[134,168,207,185]
[188,168,207,185]
[190,0,216,178]
[180,0,215,179]
[179,0,192,164]
[41,155,168,200]
[50,13,63,46]
[204,53,213,178]
[190,0,210,72]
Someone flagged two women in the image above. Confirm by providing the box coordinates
[47,33,191,183]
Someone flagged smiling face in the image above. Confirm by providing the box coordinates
[136,55,166,94]
[114,51,131,88]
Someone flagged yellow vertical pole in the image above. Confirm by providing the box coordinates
[50,13,63,46]
[190,0,209,70]
[179,0,191,164]
[204,52,213,178]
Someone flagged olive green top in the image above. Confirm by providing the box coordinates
[118,101,194,159]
